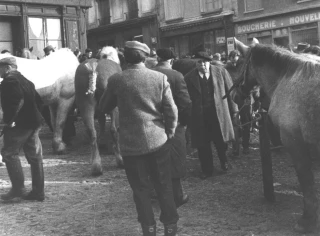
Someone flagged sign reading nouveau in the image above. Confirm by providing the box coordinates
[236,11,320,34]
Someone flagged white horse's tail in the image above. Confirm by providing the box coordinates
[100,46,120,64]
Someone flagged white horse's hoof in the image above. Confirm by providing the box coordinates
[91,163,103,176]
[53,142,66,155]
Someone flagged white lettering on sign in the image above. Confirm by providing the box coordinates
[237,20,276,34]
[289,12,320,25]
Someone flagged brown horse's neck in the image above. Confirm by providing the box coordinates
[255,64,280,99]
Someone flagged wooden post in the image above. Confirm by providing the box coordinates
[258,110,275,202]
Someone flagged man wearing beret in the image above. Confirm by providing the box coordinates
[99,41,179,236]
[0,57,45,201]
[43,45,55,57]
[184,51,238,179]
[153,48,191,207]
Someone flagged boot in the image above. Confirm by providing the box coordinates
[164,224,177,236]
[141,224,156,236]
[1,157,27,201]
[24,161,45,201]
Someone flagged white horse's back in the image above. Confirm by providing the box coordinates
[0,48,79,89]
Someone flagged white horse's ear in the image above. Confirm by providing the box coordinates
[234,37,249,56]
[29,46,33,52]
[251,38,259,45]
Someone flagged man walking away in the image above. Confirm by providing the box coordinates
[99,41,179,236]
[0,57,45,201]
[153,48,192,207]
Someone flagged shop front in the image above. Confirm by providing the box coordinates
[235,9,320,49]
[0,0,90,58]
[160,13,234,59]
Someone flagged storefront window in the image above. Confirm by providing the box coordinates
[291,23,319,46]
[0,21,13,53]
[28,17,62,58]
[179,35,189,58]
[204,31,215,55]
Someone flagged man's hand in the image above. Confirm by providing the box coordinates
[167,132,175,140]
[7,122,15,128]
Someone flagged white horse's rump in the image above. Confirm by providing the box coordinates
[0,49,79,153]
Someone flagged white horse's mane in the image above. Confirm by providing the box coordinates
[100,46,120,64]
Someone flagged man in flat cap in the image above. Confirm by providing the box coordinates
[99,41,179,236]
[0,57,45,201]
[184,51,238,179]
[43,45,55,57]
[152,48,191,208]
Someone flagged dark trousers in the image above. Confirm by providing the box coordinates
[1,126,43,165]
[197,105,228,175]
[172,178,183,205]
[123,141,179,227]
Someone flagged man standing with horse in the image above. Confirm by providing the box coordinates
[0,57,45,201]
[184,52,238,180]
[99,41,179,236]
[153,48,192,208]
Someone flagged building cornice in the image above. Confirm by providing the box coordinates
[0,0,92,8]
[234,4,320,23]
[160,11,233,32]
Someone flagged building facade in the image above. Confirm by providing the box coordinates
[0,0,90,58]
[87,0,159,53]
[235,0,320,49]
[159,0,238,58]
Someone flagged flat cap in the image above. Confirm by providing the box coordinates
[0,57,17,67]
[43,45,55,54]
[125,41,150,55]
[196,51,212,61]
[156,48,176,60]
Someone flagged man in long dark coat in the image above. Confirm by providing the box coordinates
[153,48,192,207]
[99,41,179,236]
[0,57,45,201]
[184,52,238,179]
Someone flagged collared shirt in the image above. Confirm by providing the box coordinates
[198,71,210,80]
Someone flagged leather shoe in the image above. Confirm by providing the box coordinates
[199,172,212,180]
[176,194,189,208]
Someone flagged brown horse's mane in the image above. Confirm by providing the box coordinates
[250,44,320,79]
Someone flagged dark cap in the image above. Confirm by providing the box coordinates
[125,41,150,54]
[156,48,176,60]
[0,57,17,67]
[196,51,212,62]
[43,45,55,54]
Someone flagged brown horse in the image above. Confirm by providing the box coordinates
[235,38,320,233]
[75,46,122,176]
[16,47,39,60]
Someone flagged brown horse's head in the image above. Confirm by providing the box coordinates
[17,47,38,60]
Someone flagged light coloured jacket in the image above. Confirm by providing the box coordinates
[99,63,178,156]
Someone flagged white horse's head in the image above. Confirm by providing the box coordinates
[100,46,120,64]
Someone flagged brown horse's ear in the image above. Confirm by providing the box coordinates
[29,46,33,52]
[251,38,259,45]
[234,37,249,56]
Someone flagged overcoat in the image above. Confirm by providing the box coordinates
[184,65,238,148]
[153,62,192,178]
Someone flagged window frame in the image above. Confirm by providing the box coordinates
[164,0,183,22]
[244,0,264,14]
[200,0,222,14]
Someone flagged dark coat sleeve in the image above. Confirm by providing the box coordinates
[174,73,192,126]
[98,75,117,114]
[1,79,24,125]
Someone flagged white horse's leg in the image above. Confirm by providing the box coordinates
[110,108,123,167]
[78,99,102,176]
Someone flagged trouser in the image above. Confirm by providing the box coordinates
[172,178,183,205]
[1,126,43,165]
[198,105,228,174]
[123,141,179,227]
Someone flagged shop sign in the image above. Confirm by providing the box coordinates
[216,36,225,44]
[236,10,320,34]
[227,37,235,55]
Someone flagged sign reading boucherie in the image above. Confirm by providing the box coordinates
[236,11,320,34]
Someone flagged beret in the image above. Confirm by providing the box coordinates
[43,45,55,54]
[125,41,150,55]
[196,51,212,61]
[0,57,17,67]
[156,48,176,60]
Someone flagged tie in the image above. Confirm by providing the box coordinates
[203,74,207,80]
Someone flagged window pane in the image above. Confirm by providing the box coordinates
[205,0,221,12]
[46,18,61,40]
[165,0,182,20]
[245,0,262,12]
[29,39,45,58]
[66,20,79,50]
[141,0,155,13]
[28,17,44,40]
[112,0,123,20]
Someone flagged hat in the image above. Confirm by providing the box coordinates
[156,48,176,60]
[125,41,150,55]
[43,45,55,54]
[0,57,17,67]
[297,42,310,52]
[195,51,212,61]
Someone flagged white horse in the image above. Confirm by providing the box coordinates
[0,49,79,153]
